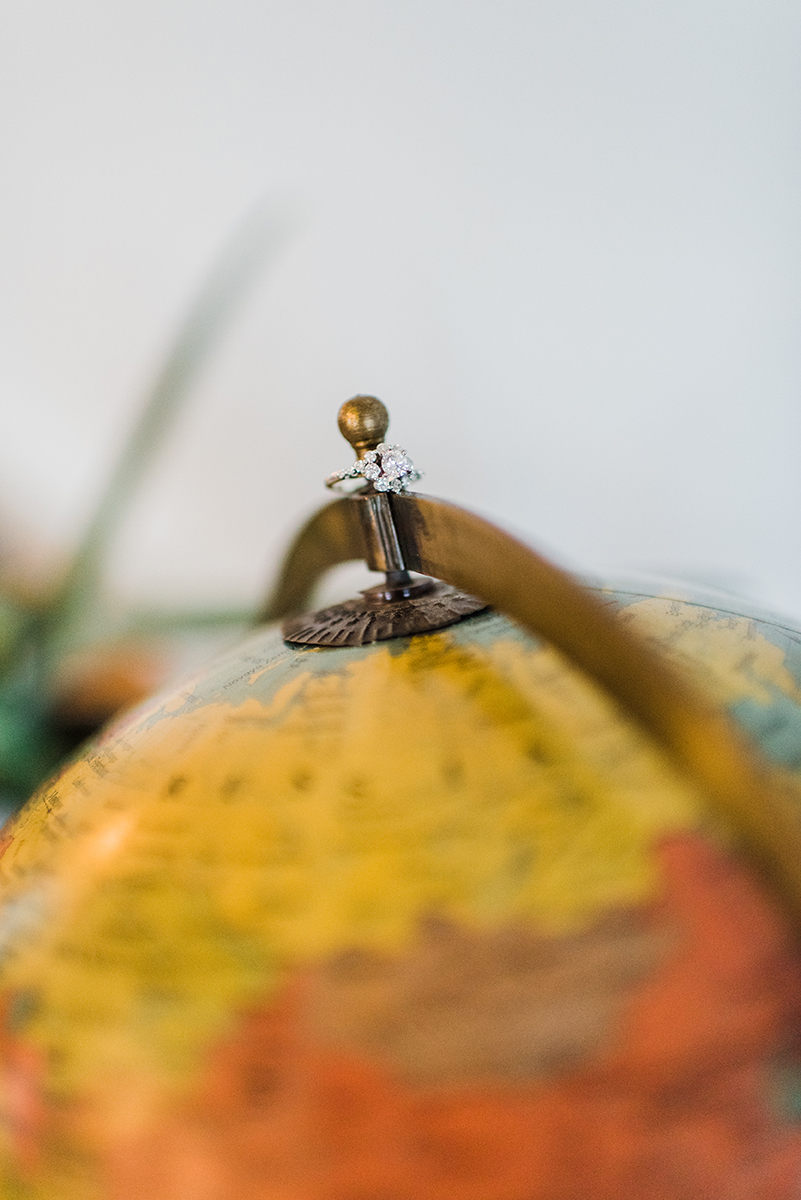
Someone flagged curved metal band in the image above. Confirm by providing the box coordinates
[260,490,801,924]
[258,497,363,623]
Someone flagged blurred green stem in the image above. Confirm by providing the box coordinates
[44,201,294,665]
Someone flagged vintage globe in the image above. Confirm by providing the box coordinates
[0,399,800,1200]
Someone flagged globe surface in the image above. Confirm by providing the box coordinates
[0,587,800,1198]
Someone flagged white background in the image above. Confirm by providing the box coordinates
[0,1,799,618]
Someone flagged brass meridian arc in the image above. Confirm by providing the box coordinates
[259,400,801,930]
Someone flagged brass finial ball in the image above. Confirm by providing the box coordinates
[337,395,389,456]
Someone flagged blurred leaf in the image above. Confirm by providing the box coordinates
[0,201,296,806]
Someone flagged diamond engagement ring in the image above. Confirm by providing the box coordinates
[325,443,422,494]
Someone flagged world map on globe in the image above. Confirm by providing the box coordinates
[0,588,799,1198]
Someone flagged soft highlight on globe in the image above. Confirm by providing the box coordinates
[0,395,800,1199]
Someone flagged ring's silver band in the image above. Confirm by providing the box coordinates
[325,466,363,489]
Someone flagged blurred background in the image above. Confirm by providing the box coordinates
[0,0,799,623]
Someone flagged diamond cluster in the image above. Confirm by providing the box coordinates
[329,443,422,493]
[361,444,420,492]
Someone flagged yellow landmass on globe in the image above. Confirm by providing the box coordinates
[621,597,801,706]
[0,624,707,1107]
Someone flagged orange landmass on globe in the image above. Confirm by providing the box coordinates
[104,835,801,1200]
